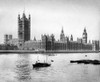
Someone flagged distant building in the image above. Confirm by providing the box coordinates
[40,28,99,51]
[1,34,18,50]
[77,38,82,43]
[82,28,87,43]
[4,34,13,44]
[18,12,31,48]
[21,28,99,51]
[60,27,65,41]
[7,38,19,46]
[92,40,99,51]
[2,12,99,51]
[70,35,73,41]
[4,34,9,44]
[9,35,12,40]
[23,40,43,50]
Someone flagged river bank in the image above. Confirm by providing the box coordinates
[0,50,99,54]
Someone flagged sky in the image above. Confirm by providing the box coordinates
[0,0,100,43]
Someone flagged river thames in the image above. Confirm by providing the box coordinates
[0,53,100,82]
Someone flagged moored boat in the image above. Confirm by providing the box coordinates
[70,59,100,65]
[33,54,51,68]
[33,62,51,68]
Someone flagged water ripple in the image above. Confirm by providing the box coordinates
[15,59,31,81]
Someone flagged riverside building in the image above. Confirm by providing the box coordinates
[18,12,31,49]
[22,28,99,51]
[41,28,99,51]
[1,12,100,51]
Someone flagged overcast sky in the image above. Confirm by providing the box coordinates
[0,0,100,43]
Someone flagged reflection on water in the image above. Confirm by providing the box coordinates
[0,53,100,82]
[15,54,31,82]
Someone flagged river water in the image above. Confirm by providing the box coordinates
[0,53,100,82]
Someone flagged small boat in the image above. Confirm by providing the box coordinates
[70,59,100,65]
[33,62,51,68]
[33,54,51,68]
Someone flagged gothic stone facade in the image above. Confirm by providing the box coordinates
[18,12,30,48]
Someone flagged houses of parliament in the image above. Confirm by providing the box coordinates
[0,12,99,51]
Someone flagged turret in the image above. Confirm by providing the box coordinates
[18,14,20,20]
[22,11,26,18]
[34,37,36,41]
[70,34,73,41]
[29,14,31,20]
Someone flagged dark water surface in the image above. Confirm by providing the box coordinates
[0,53,100,82]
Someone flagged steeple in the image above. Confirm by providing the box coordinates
[84,27,86,33]
[22,11,26,18]
[70,34,73,41]
[29,14,31,20]
[18,14,20,19]
[34,37,36,41]
[61,27,64,34]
